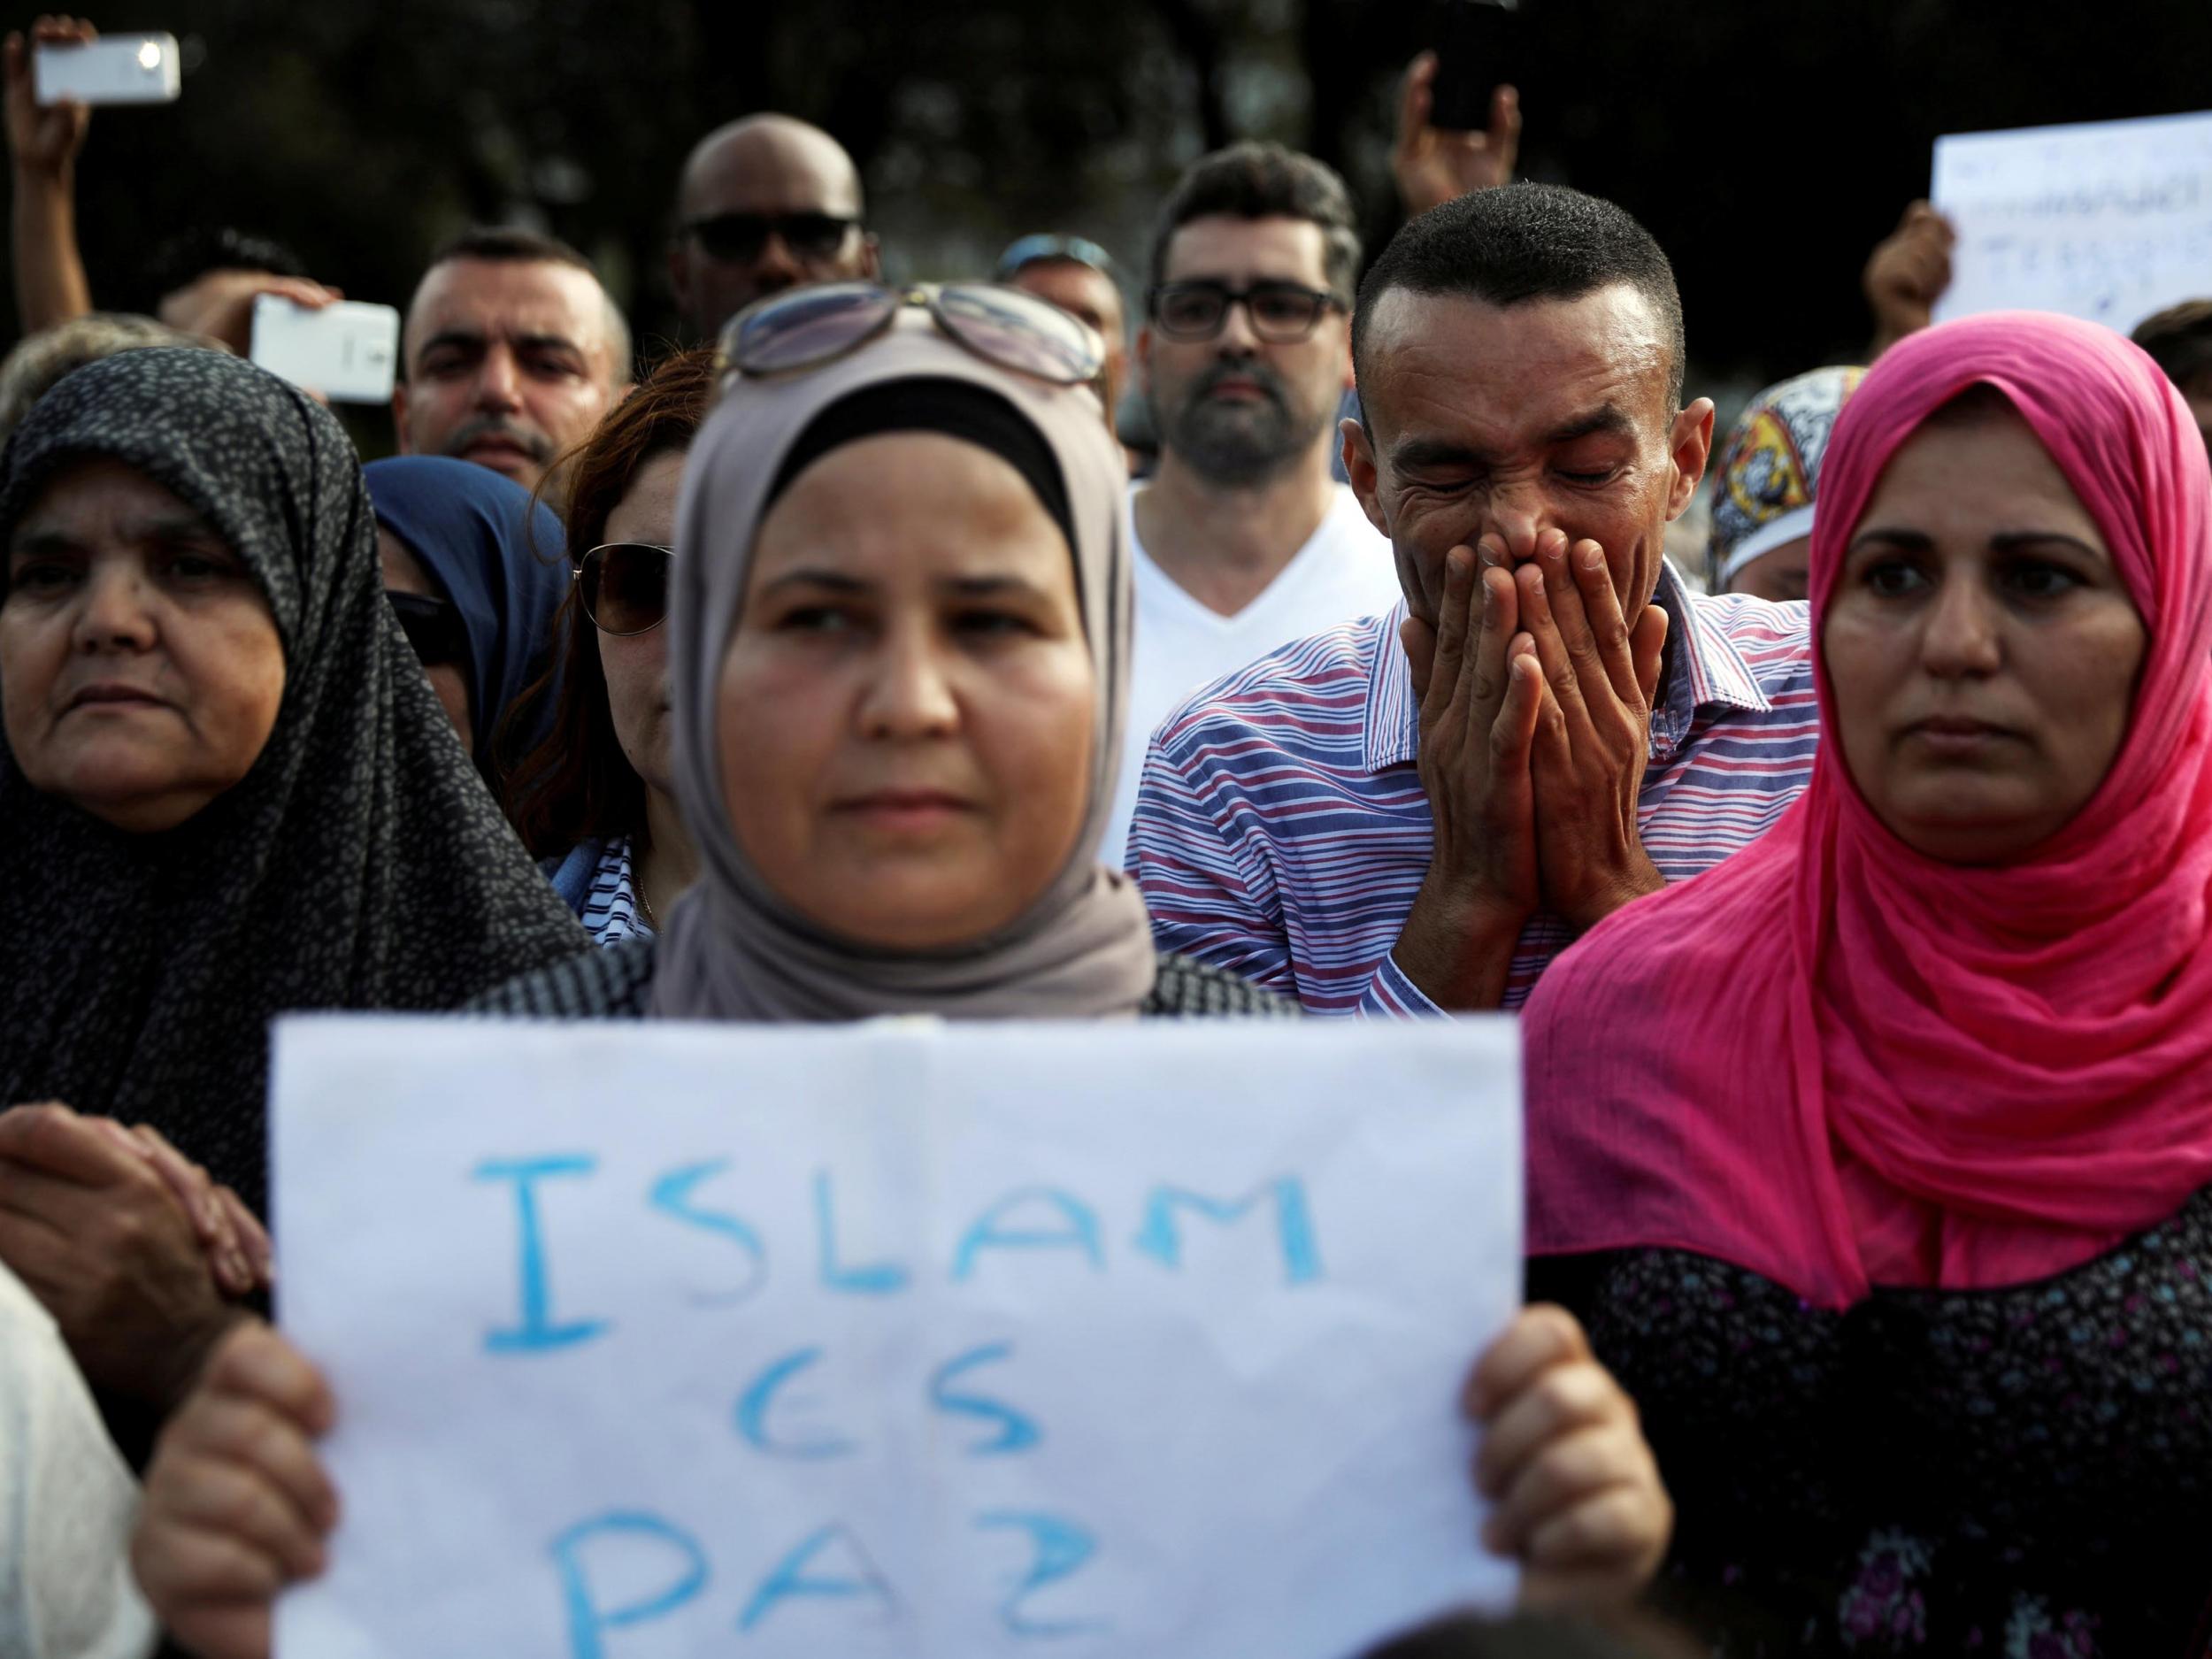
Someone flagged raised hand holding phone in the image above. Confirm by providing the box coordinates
[5,17,96,174]
[1394,3,1524,217]
[250,296,399,404]
[32,27,178,105]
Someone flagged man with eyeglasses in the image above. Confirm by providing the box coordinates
[1101,142,1402,864]
[668,113,880,341]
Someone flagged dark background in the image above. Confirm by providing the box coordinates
[19,0,2212,407]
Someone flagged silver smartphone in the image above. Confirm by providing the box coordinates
[34,35,181,106]
[250,297,401,405]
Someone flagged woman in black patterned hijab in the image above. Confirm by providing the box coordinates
[0,349,587,1417]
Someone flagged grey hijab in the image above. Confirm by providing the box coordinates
[651,312,1156,1021]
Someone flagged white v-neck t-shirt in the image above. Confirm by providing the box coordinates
[1103,482,1403,866]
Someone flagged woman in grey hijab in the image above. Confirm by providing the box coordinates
[133,303,1677,1657]
[476,302,1286,1022]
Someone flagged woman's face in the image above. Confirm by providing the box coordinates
[1727,534,1810,603]
[376,526,473,749]
[718,431,1096,951]
[1,459,287,833]
[1824,401,2146,864]
[597,449,686,796]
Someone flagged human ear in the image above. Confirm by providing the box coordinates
[1342,417,1388,538]
[1665,397,1717,521]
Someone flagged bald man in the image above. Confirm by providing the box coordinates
[668,114,880,339]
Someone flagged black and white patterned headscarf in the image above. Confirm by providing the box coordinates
[0,349,588,1214]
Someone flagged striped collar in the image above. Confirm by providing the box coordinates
[1362,559,1773,773]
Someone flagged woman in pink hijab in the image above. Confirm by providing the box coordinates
[1521,310,2212,1653]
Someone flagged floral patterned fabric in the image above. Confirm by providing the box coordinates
[1537,1188,2212,1656]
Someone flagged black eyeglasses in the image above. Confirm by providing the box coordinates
[1147,280,1348,343]
[577,541,672,637]
[718,281,1104,389]
[682,211,858,265]
[387,590,468,667]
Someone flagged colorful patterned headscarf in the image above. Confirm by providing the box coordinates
[1707,365,1866,592]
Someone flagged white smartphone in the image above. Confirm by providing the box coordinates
[34,35,182,106]
[250,297,401,405]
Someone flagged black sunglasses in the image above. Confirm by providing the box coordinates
[1147,279,1348,343]
[683,211,858,265]
[577,541,672,637]
[387,590,468,667]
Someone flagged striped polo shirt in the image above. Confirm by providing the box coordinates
[1127,563,1818,1015]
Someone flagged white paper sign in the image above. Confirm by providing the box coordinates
[269,1015,1523,1659]
[1932,110,2212,332]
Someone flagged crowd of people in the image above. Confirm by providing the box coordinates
[5,11,2212,1657]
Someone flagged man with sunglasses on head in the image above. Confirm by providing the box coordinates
[997,234,1132,455]
[669,113,879,340]
[1101,142,1402,864]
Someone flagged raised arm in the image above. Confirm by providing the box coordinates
[5,15,97,335]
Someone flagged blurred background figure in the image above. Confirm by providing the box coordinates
[1705,365,1866,603]
[6,17,342,349]
[995,231,1133,461]
[0,311,214,442]
[2132,297,2212,452]
[394,227,632,500]
[1363,1611,1697,1659]
[667,113,878,340]
[1106,139,1398,863]
[1863,199,1956,359]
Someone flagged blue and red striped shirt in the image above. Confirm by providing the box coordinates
[1127,565,1818,1015]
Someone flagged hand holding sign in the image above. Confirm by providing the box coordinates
[131,1310,1668,1657]
[234,1013,1663,1657]
[132,1322,337,1659]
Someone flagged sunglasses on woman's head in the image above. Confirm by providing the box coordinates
[386,590,468,667]
[576,542,672,637]
[717,281,1106,395]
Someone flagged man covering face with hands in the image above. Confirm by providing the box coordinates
[1126,185,1819,1013]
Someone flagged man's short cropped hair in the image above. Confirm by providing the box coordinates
[426,225,595,278]
[416,225,632,381]
[1353,182,1686,411]
[1148,141,1362,304]
[2133,299,2212,388]
[137,227,309,313]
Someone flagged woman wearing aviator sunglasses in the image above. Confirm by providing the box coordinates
[507,350,711,947]
[134,291,1674,1656]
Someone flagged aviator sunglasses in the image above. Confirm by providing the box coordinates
[717,280,1105,391]
[576,541,673,637]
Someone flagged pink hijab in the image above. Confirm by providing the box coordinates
[1523,311,2212,1309]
